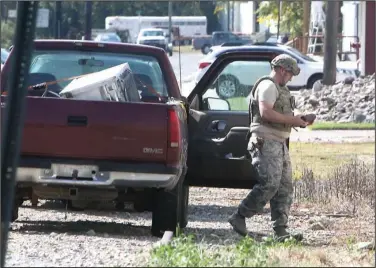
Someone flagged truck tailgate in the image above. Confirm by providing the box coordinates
[18,97,169,162]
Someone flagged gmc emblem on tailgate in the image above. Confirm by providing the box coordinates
[143,147,163,154]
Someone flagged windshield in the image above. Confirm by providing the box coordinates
[28,50,168,98]
[286,47,317,62]
[142,30,164,37]
[95,34,121,42]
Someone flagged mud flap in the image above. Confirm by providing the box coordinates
[151,181,189,238]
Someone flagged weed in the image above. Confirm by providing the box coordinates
[149,234,282,267]
[293,158,375,214]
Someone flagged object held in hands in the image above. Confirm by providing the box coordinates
[300,113,316,128]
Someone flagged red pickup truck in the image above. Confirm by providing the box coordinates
[1,39,265,237]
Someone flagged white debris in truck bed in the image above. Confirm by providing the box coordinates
[59,63,141,103]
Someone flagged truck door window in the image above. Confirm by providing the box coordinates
[201,60,272,111]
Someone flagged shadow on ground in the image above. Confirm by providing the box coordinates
[11,219,154,241]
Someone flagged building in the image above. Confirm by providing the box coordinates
[220,1,375,76]
[219,1,271,34]
[358,1,375,75]
[343,1,375,75]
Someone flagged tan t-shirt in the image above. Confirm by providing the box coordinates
[249,79,290,145]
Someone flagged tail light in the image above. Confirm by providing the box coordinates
[168,108,180,148]
[166,108,181,166]
[198,62,211,69]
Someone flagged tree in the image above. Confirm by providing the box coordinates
[256,1,304,37]
[1,21,15,48]
[1,1,217,42]
[199,1,221,34]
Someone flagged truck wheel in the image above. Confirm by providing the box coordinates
[151,183,189,237]
[201,45,211,55]
[307,74,323,89]
[216,74,239,99]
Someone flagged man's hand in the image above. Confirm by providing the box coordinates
[302,113,316,125]
[260,101,308,128]
[290,115,309,128]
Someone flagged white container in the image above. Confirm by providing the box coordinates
[59,63,141,102]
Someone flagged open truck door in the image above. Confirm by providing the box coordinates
[186,52,275,189]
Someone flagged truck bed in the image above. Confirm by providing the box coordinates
[4,97,170,163]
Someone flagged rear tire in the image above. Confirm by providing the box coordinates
[151,182,189,237]
[216,74,239,99]
[201,45,211,55]
[307,74,323,89]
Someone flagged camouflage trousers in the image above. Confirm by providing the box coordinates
[238,137,293,229]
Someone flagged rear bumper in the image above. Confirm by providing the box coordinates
[16,156,183,190]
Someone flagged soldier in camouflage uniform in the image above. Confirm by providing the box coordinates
[229,54,311,241]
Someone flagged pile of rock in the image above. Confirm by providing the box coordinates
[295,74,375,123]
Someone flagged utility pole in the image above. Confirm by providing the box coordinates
[54,1,62,39]
[168,1,172,44]
[322,1,339,85]
[84,1,92,40]
[302,0,311,54]
[227,1,230,31]
[231,1,234,31]
[276,0,281,41]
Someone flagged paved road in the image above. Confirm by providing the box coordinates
[168,51,203,97]
[290,129,375,143]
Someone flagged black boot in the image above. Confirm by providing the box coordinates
[273,227,303,242]
[228,212,248,236]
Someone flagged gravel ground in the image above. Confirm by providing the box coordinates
[5,186,375,267]
[5,131,375,267]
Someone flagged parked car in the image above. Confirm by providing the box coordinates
[192,31,253,55]
[136,28,173,56]
[94,33,122,43]
[194,43,360,99]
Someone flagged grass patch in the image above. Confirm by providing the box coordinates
[149,234,375,267]
[149,235,301,267]
[308,122,375,130]
[289,142,374,177]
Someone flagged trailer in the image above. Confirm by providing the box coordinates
[105,16,207,45]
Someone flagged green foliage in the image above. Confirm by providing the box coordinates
[148,233,303,267]
[256,1,304,37]
[1,20,15,48]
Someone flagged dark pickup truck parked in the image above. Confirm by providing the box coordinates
[192,31,253,54]
[1,40,189,237]
[1,39,276,237]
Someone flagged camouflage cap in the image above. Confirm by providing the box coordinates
[271,54,300,76]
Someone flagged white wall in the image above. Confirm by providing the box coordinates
[359,1,366,74]
[341,2,358,55]
[238,1,255,34]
